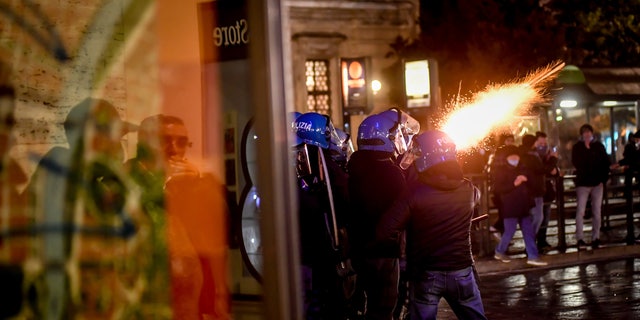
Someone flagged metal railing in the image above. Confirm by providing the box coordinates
[467,170,640,258]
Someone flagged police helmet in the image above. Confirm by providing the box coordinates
[411,130,457,173]
[358,108,416,154]
[294,112,337,149]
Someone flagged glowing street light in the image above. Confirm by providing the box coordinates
[559,100,577,108]
[371,79,381,95]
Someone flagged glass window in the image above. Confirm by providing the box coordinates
[551,107,587,172]
[305,59,331,115]
[588,107,613,155]
[610,106,637,163]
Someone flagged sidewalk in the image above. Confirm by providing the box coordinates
[475,241,640,275]
[474,211,640,274]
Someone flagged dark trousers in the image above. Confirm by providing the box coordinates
[353,257,399,320]
[536,203,552,247]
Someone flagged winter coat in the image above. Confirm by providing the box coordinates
[493,162,534,219]
[520,149,558,197]
[376,162,479,276]
[520,147,547,197]
[571,140,611,187]
[619,141,640,174]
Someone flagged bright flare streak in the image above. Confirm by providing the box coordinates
[442,84,538,150]
[440,62,564,151]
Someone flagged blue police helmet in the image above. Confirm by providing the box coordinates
[289,111,303,146]
[412,130,457,173]
[294,112,332,149]
[357,109,407,154]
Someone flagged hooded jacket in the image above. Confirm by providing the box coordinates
[376,161,480,276]
[493,160,535,219]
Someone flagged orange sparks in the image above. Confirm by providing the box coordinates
[439,62,565,151]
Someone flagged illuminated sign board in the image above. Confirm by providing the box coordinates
[341,57,372,113]
[404,59,439,109]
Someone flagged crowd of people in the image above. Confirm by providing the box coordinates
[0,84,626,319]
[291,107,625,319]
[292,109,486,319]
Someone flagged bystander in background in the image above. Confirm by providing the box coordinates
[126,114,230,319]
[571,124,617,249]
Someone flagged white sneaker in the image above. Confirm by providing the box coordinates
[527,259,548,267]
[494,252,511,263]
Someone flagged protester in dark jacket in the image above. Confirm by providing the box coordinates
[571,123,616,249]
[377,131,487,320]
[519,134,547,244]
[487,133,515,235]
[533,131,559,252]
[492,145,547,266]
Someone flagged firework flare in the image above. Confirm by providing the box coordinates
[439,61,565,151]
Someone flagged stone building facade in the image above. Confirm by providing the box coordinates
[288,0,420,129]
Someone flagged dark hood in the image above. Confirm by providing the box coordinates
[418,161,465,191]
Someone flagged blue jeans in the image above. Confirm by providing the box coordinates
[530,197,544,233]
[409,266,487,320]
[495,215,540,260]
[575,184,603,241]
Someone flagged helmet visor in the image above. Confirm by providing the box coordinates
[398,111,420,150]
[392,128,408,155]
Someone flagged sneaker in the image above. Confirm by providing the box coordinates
[577,239,588,249]
[527,259,548,267]
[494,252,511,263]
[591,239,600,249]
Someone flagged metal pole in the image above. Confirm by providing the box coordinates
[248,0,302,319]
[556,175,567,252]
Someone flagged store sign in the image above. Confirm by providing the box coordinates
[198,1,249,62]
[341,57,372,113]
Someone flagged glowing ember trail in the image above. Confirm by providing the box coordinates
[439,62,565,151]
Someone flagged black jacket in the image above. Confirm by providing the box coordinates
[376,164,479,276]
[619,142,640,171]
[520,147,559,198]
[493,162,534,219]
[347,150,407,258]
[571,140,611,187]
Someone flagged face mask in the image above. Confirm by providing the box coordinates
[507,159,519,167]
[536,146,548,157]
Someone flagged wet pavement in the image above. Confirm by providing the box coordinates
[435,257,640,319]
[433,209,640,320]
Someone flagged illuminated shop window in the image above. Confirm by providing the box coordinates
[305,59,330,115]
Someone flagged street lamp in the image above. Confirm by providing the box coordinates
[371,79,381,95]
